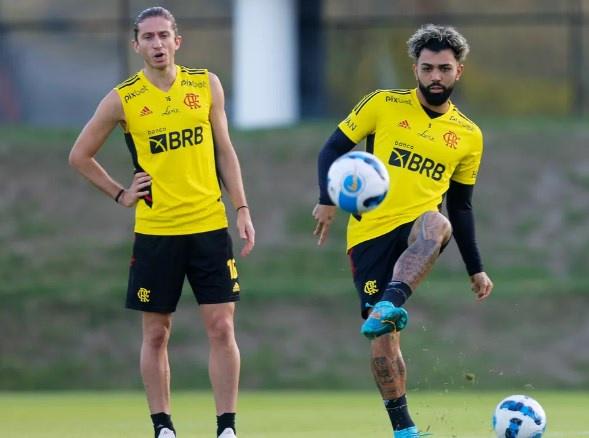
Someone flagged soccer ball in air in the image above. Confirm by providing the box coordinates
[492,394,546,438]
[327,151,389,214]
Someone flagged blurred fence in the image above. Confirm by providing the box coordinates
[323,8,588,118]
[0,0,587,126]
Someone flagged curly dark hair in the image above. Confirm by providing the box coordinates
[407,24,470,62]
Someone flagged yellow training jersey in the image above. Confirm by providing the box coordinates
[115,66,227,235]
[338,88,483,250]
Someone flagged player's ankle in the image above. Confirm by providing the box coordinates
[217,412,236,437]
[385,394,415,430]
[382,281,412,307]
[151,412,175,435]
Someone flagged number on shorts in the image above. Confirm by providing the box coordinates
[227,258,238,279]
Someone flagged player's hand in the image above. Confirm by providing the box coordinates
[470,271,493,301]
[236,207,255,257]
[312,204,337,246]
[119,171,151,207]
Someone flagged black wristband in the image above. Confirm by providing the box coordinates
[114,189,125,203]
[236,205,248,212]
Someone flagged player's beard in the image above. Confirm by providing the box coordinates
[418,80,454,106]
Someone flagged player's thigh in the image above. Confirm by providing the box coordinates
[348,222,414,319]
[186,228,240,305]
[126,233,186,313]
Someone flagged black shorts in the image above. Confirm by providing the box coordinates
[348,219,451,318]
[126,228,240,313]
[348,222,415,319]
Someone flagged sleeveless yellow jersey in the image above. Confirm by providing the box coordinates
[338,88,483,250]
[115,66,227,235]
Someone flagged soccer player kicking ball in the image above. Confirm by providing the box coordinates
[313,24,493,437]
[69,7,254,438]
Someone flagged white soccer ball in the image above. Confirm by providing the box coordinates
[327,151,389,214]
[492,394,547,438]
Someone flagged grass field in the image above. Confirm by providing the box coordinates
[2,390,587,437]
[2,122,589,393]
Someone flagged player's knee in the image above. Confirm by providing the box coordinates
[143,324,171,350]
[206,316,235,345]
[437,213,453,243]
[423,211,452,245]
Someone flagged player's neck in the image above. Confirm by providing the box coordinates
[143,64,177,92]
[416,88,450,114]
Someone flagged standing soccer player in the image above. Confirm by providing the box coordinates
[313,24,493,437]
[69,7,254,438]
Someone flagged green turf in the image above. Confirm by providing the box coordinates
[2,122,589,391]
[1,390,587,437]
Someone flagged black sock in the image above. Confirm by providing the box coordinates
[216,412,236,436]
[382,281,412,307]
[151,412,175,435]
[385,394,415,430]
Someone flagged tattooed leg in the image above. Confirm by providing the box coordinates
[370,333,406,399]
[393,211,452,291]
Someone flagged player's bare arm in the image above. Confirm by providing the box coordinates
[209,72,255,257]
[312,204,337,246]
[69,90,151,207]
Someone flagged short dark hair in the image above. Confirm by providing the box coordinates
[407,24,470,62]
[133,6,178,41]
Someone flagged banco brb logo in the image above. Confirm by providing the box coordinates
[389,147,445,181]
[149,126,204,154]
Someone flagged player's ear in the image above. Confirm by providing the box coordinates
[456,63,464,80]
[412,64,418,80]
[175,34,182,50]
[132,39,139,53]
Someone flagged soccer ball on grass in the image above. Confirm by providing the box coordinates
[327,151,389,215]
[492,394,546,438]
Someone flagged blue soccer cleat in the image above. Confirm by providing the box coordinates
[393,426,432,437]
[361,301,408,339]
